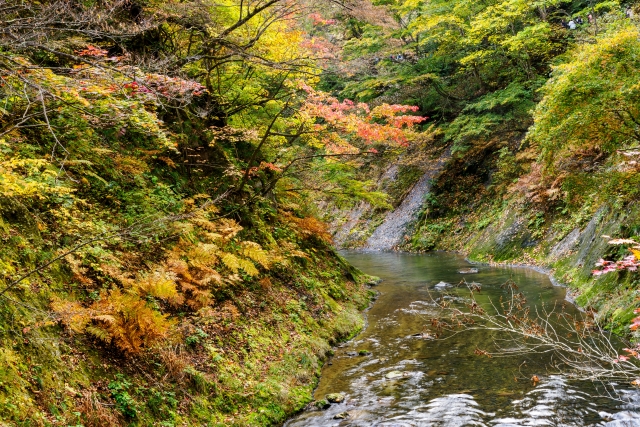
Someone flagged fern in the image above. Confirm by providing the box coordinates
[92,314,116,324]
[241,241,271,269]
[221,253,240,273]
[86,324,112,343]
[215,219,243,241]
[289,216,333,243]
[51,297,91,333]
[52,290,174,354]
[195,267,223,286]
[186,243,219,268]
[133,272,179,301]
[238,258,259,277]
[191,217,219,232]
[187,288,213,310]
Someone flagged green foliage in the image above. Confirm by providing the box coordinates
[529,19,640,172]
[109,375,139,419]
[186,328,209,347]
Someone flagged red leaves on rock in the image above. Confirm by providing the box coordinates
[592,255,640,276]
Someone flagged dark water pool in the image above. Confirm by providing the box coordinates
[285,251,640,427]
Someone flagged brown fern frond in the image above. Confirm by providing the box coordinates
[195,268,223,286]
[290,216,332,243]
[77,390,124,427]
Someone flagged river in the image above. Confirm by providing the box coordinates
[285,251,640,427]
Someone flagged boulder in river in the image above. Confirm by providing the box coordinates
[434,281,452,289]
[411,332,435,339]
[334,412,350,420]
[326,393,345,403]
[458,268,479,274]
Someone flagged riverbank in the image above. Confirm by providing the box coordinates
[0,236,376,426]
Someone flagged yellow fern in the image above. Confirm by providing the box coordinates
[216,219,243,241]
[85,325,112,343]
[238,258,259,277]
[187,243,219,268]
[133,271,179,301]
[51,297,91,333]
[192,217,219,232]
[241,241,271,269]
[221,252,240,273]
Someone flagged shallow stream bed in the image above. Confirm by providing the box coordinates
[285,251,640,427]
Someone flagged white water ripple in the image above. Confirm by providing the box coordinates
[377,394,491,427]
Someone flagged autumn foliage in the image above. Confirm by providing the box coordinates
[299,83,426,154]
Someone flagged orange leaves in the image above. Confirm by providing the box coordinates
[630,313,640,332]
[299,36,339,61]
[248,162,283,177]
[308,13,337,26]
[285,214,333,243]
[52,289,174,355]
[298,83,426,153]
[258,162,282,173]
[76,45,108,58]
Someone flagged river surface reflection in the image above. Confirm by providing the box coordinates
[285,251,640,427]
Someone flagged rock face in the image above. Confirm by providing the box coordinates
[363,148,452,251]
[548,227,581,261]
[331,202,368,248]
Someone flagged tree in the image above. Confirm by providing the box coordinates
[529,21,640,173]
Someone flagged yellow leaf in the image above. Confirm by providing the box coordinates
[238,259,259,277]
[221,253,240,273]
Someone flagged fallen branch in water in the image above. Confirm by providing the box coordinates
[420,279,640,385]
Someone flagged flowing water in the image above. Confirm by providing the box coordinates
[286,252,640,427]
